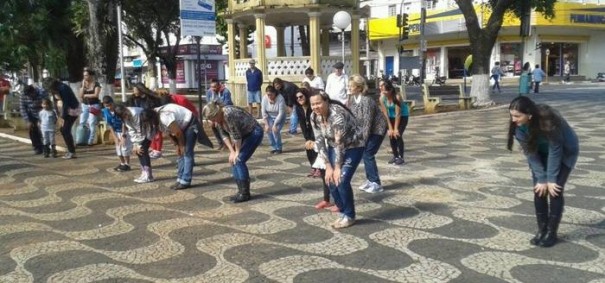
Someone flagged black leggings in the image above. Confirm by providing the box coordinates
[306,148,330,202]
[534,164,572,218]
[389,117,408,158]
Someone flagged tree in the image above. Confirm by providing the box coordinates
[121,0,180,91]
[456,0,556,106]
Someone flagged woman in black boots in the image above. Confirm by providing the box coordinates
[507,96,579,247]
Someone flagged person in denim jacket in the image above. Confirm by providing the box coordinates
[507,96,579,247]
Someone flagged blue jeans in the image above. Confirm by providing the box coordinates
[327,146,364,219]
[177,120,199,185]
[289,105,298,134]
[80,104,100,144]
[364,134,385,185]
[233,125,263,181]
[267,116,284,151]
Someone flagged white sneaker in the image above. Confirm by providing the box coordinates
[364,182,384,193]
[149,150,162,159]
[134,174,154,183]
[357,180,371,191]
[62,152,76,159]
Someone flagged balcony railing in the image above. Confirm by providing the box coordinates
[233,56,351,82]
[229,0,357,12]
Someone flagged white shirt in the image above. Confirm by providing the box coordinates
[302,76,325,90]
[325,73,349,105]
[155,103,193,133]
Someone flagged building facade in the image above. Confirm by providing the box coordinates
[367,0,605,81]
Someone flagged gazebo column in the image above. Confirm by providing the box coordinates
[351,14,361,75]
[239,24,248,59]
[276,26,286,57]
[321,28,330,56]
[254,13,268,83]
[226,19,236,81]
[308,12,321,75]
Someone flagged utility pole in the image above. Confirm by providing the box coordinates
[420,1,427,84]
[195,36,203,114]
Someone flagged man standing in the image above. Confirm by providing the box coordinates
[207,79,233,149]
[20,85,48,154]
[324,62,349,105]
[273,78,299,135]
[245,59,263,118]
[302,67,324,90]
[490,62,504,93]
[563,60,571,84]
[532,64,547,94]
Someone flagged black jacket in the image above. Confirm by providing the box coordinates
[296,104,315,141]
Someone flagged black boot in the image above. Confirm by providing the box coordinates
[232,179,251,203]
[539,216,560,247]
[51,145,58,158]
[530,213,548,245]
[229,180,243,201]
[43,144,50,158]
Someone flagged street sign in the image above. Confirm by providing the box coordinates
[132,59,143,68]
[180,0,216,37]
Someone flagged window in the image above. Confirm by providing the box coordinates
[388,5,397,16]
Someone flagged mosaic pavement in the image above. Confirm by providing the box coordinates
[0,88,604,282]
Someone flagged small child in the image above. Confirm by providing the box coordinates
[102,96,132,171]
[38,98,58,158]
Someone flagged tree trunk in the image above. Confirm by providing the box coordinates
[298,25,309,56]
[86,0,118,98]
[65,33,87,83]
[147,57,159,90]
[470,35,495,106]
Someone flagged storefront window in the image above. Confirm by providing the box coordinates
[541,43,579,77]
[499,43,522,76]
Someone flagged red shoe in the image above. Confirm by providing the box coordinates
[314,200,332,209]
[312,169,322,178]
[307,169,316,177]
[329,205,340,213]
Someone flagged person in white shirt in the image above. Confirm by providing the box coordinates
[324,62,349,105]
[302,67,324,90]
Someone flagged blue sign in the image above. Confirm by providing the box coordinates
[132,59,143,68]
[180,0,216,37]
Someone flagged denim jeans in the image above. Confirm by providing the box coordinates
[176,119,198,185]
[137,138,152,168]
[266,116,284,151]
[364,134,385,185]
[80,104,100,144]
[233,125,263,181]
[289,105,298,134]
[327,146,364,219]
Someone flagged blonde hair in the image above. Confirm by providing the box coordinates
[348,74,368,94]
[202,101,221,120]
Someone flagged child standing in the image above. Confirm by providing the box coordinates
[102,96,132,171]
[38,98,58,158]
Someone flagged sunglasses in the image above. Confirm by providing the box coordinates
[296,95,305,99]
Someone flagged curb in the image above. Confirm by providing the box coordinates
[0,132,68,153]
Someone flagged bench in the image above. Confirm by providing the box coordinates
[422,84,473,114]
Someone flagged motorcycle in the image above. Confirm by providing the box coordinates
[405,74,421,86]
[433,76,447,86]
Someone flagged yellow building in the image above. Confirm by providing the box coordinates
[369,2,605,81]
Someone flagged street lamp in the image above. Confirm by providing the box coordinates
[333,11,351,65]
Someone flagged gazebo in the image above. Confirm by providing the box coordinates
[222,0,361,107]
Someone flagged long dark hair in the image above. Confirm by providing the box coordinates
[127,83,161,108]
[382,80,401,107]
[507,96,563,152]
[140,108,160,137]
[309,90,353,128]
[297,87,311,108]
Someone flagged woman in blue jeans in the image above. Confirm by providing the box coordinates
[78,69,102,145]
[261,85,286,154]
[348,74,388,194]
[310,91,364,229]
[203,102,263,203]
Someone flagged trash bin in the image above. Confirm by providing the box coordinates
[519,72,532,95]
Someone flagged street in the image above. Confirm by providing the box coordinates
[0,85,604,282]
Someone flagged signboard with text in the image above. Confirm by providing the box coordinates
[180,0,216,37]
[194,61,219,81]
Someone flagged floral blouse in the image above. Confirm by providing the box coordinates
[348,95,388,144]
[311,103,363,166]
[218,106,259,142]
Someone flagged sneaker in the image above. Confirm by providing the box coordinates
[62,152,76,159]
[357,180,371,191]
[314,200,333,209]
[170,182,190,190]
[332,215,355,229]
[113,165,122,171]
[364,182,384,193]
[134,174,154,183]
[394,157,405,165]
[330,214,345,227]
[117,164,131,172]
[329,205,340,213]
[272,150,282,154]
[388,157,397,164]
[149,151,162,159]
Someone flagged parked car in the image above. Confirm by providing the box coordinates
[597,72,605,82]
